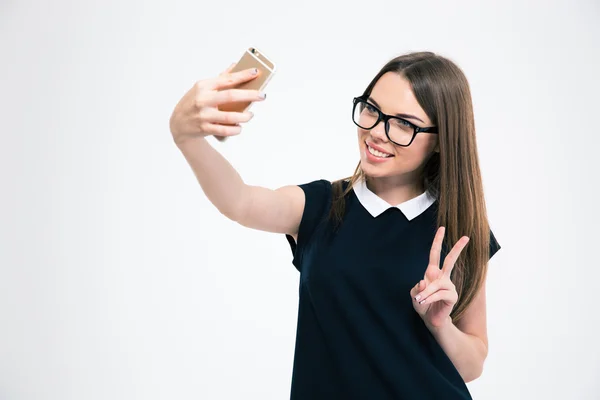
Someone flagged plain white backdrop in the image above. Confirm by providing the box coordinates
[1,0,599,399]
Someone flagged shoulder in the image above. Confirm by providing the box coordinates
[287,179,334,255]
[295,179,333,204]
[297,178,356,213]
[298,179,332,191]
[293,179,334,211]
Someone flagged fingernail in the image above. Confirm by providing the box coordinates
[415,295,421,301]
[419,300,425,305]
[259,92,266,99]
[251,68,258,75]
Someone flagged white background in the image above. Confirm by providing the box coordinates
[1,0,599,399]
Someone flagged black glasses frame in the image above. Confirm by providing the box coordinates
[352,95,438,147]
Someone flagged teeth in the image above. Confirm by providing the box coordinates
[368,145,391,158]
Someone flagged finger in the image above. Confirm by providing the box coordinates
[414,279,441,302]
[200,108,254,125]
[202,89,266,107]
[442,236,470,277]
[410,280,426,298]
[418,289,458,306]
[211,68,260,90]
[201,122,243,137]
[415,278,454,303]
[428,227,446,269]
[423,263,441,284]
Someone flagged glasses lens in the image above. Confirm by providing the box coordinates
[387,117,414,145]
[353,99,379,130]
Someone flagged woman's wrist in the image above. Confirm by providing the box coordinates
[425,315,454,335]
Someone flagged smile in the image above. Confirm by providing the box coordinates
[366,143,393,158]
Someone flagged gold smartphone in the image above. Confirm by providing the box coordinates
[218,47,276,113]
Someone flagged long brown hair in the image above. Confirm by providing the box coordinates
[329,51,491,323]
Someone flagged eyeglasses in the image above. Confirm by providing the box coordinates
[352,95,438,147]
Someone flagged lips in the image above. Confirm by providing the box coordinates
[365,141,394,157]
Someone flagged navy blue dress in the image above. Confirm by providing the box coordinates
[285,179,500,400]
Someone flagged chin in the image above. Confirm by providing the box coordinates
[361,164,393,179]
[359,152,392,178]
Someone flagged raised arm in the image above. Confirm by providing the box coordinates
[170,65,305,239]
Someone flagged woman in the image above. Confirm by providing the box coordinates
[169,51,501,399]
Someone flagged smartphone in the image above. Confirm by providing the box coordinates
[214,47,276,142]
[218,47,276,113]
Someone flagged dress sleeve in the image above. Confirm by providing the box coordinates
[441,228,501,266]
[285,179,332,272]
[489,229,501,260]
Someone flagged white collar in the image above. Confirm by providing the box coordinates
[352,178,436,220]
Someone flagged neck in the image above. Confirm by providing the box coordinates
[365,174,424,206]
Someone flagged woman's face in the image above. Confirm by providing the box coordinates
[357,72,439,182]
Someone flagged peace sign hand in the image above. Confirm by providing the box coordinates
[410,227,470,329]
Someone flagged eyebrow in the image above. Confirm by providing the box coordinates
[368,97,425,124]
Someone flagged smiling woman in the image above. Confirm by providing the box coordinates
[331,53,494,326]
[170,50,500,400]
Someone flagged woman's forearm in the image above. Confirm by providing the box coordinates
[177,137,249,219]
[426,317,488,382]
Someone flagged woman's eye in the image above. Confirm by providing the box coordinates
[365,104,378,114]
[391,118,411,128]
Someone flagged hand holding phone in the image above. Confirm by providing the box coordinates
[169,47,275,146]
[215,47,276,141]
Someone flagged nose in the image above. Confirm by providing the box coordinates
[370,120,388,142]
